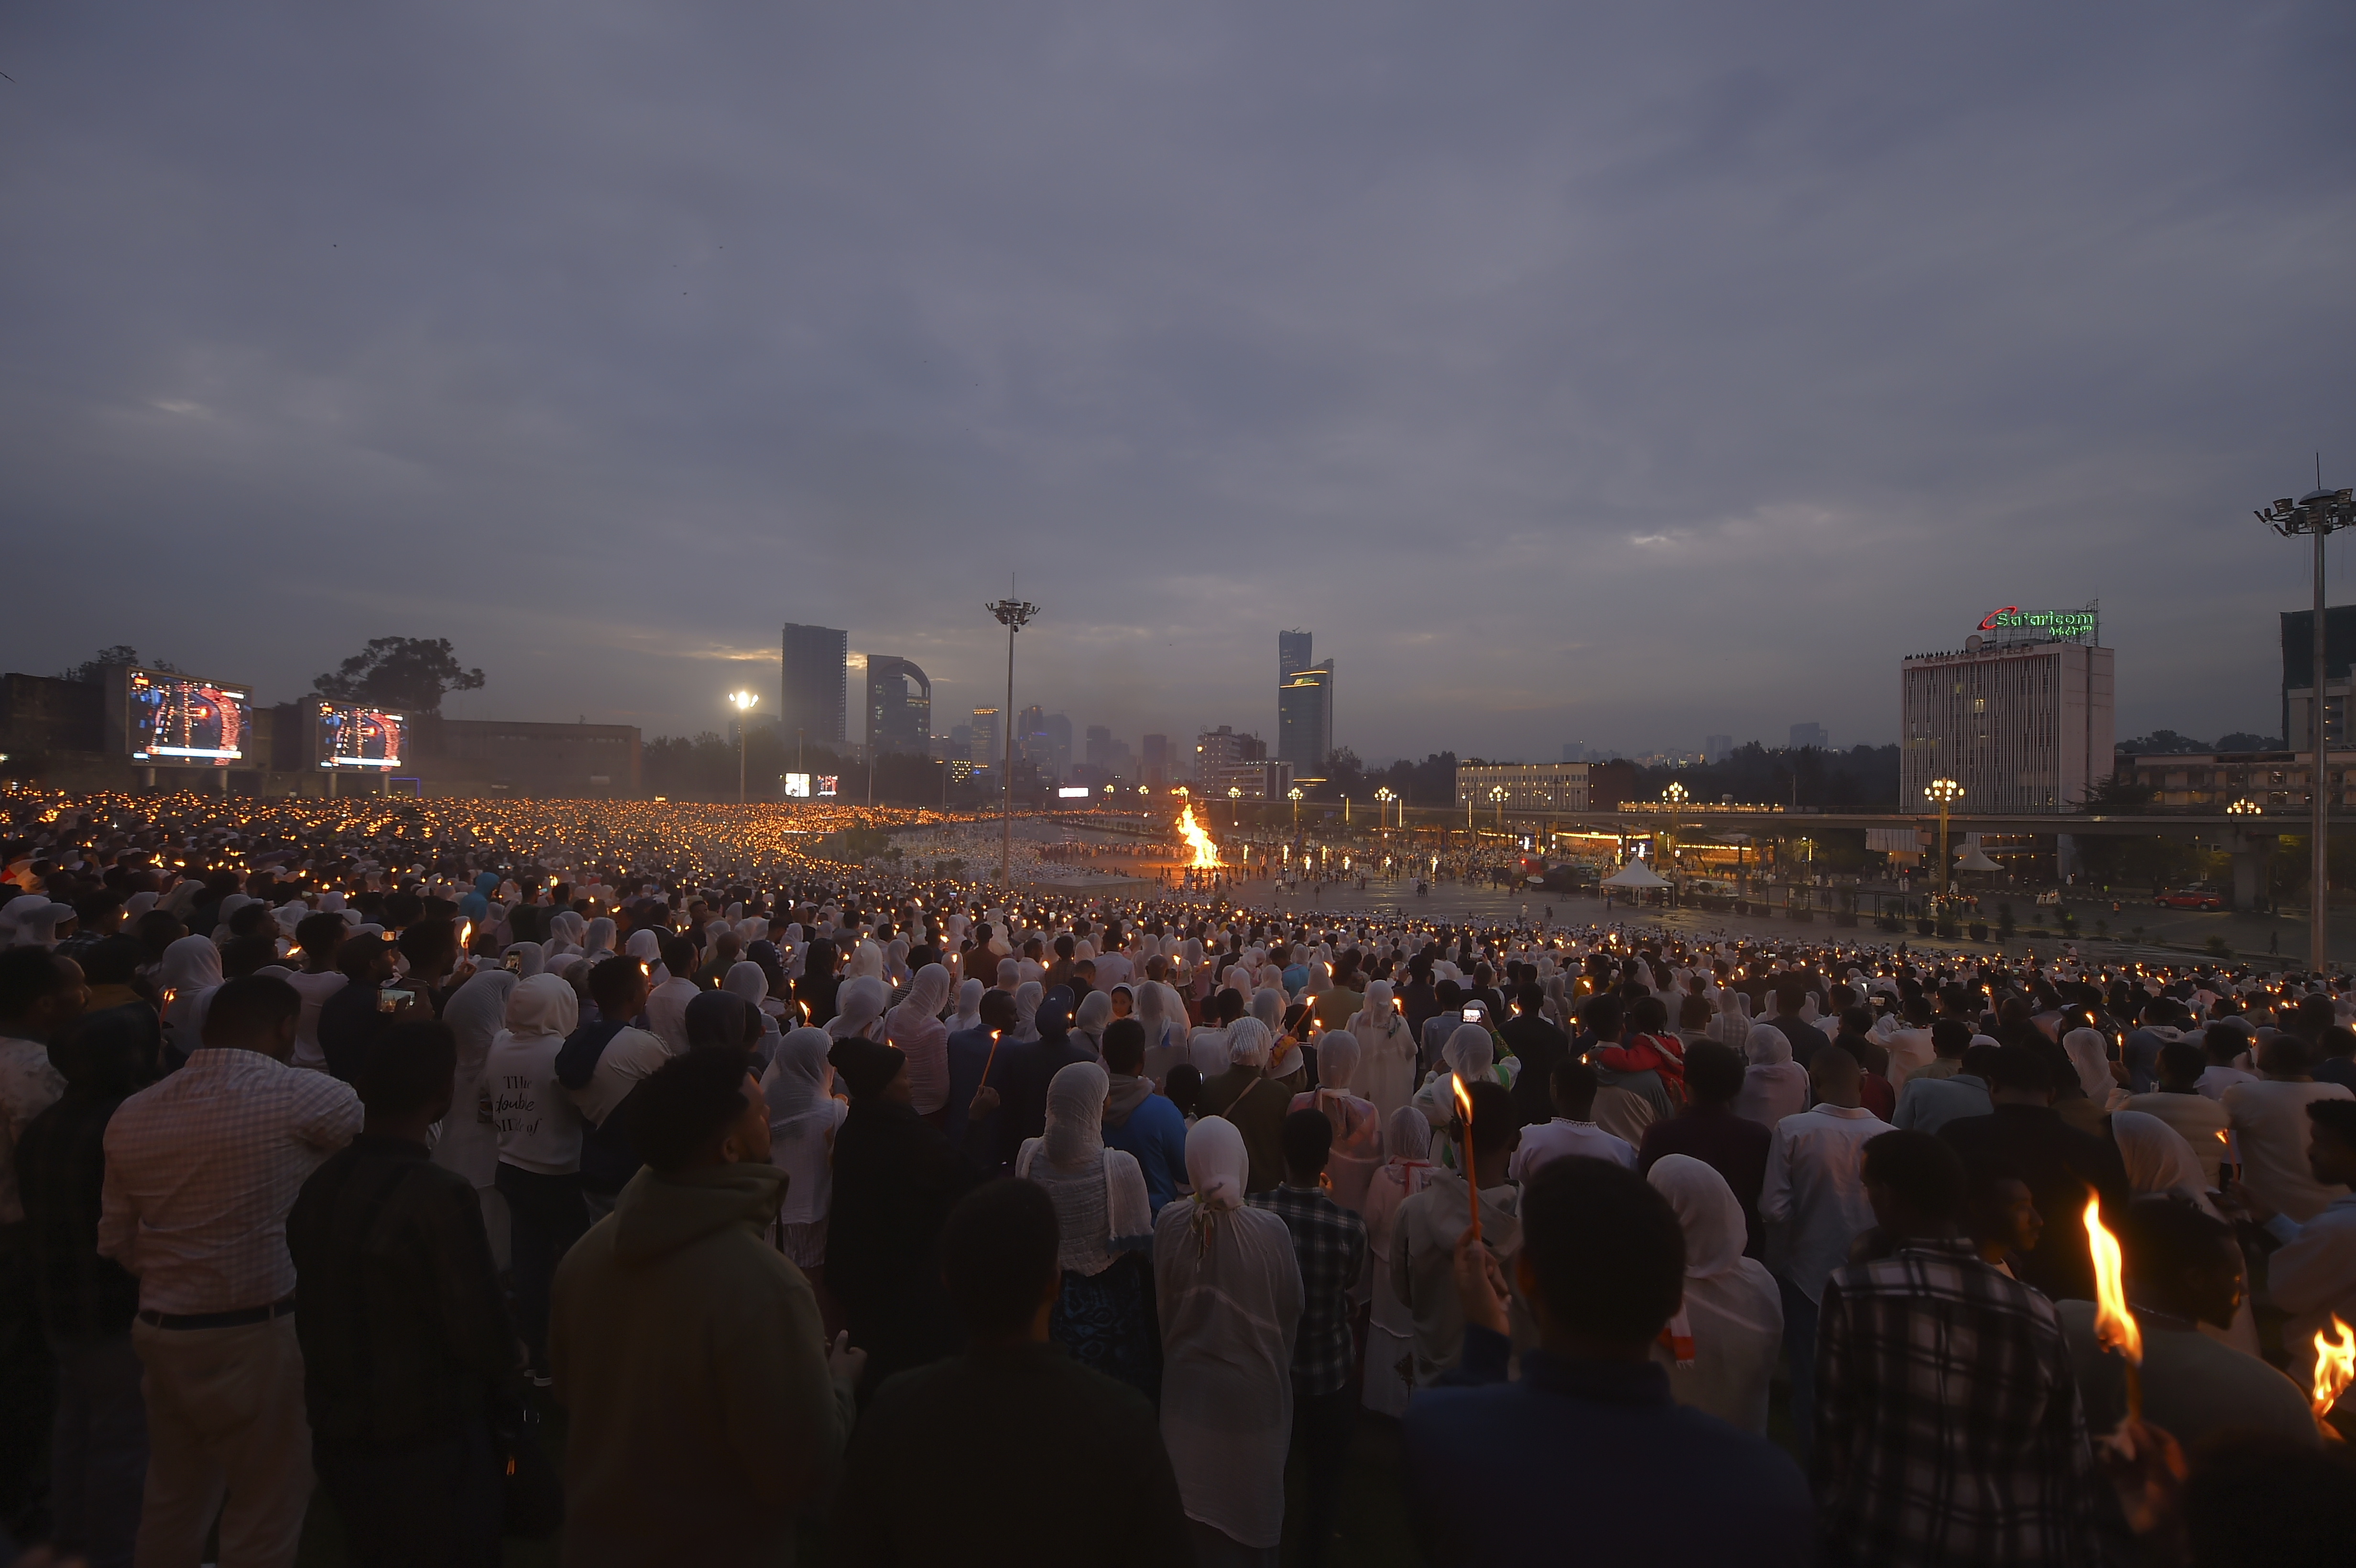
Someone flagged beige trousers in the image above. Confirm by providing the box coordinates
[130,1315,314,1568]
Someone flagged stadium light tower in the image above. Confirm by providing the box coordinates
[986,594,1041,882]
[2260,476,2356,973]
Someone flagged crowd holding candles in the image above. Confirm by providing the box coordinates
[0,787,2353,1565]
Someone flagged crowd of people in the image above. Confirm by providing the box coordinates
[1,788,2354,1567]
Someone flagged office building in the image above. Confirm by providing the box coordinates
[1789,722,1828,751]
[970,707,1002,767]
[862,655,930,758]
[1454,762,1593,813]
[1085,724,1113,770]
[780,623,847,747]
[1900,628,2114,813]
[1044,712,1073,779]
[1705,734,1734,764]
[1141,733,1170,786]
[2281,605,2356,748]
[1277,631,1335,780]
[1195,725,1270,797]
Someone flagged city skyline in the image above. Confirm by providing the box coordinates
[2,4,2349,760]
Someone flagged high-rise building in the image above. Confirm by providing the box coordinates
[1015,705,1052,776]
[1141,733,1169,786]
[780,623,847,747]
[1196,725,1270,797]
[2281,606,2356,747]
[1900,628,2114,813]
[862,655,930,758]
[1279,630,1313,683]
[1705,734,1734,763]
[1044,713,1073,779]
[1277,631,1335,780]
[1789,722,1828,751]
[970,707,1002,767]
[946,723,974,762]
[1085,724,1113,770]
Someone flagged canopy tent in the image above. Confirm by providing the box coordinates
[1601,860,1671,889]
[1954,846,2004,873]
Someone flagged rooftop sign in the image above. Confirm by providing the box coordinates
[1978,605,2097,641]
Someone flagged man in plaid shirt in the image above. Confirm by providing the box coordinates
[1815,1129,2103,1567]
[1249,1108,1368,1568]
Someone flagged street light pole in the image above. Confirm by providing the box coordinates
[2260,480,2356,972]
[1926,778,1962,901]
[986,595,1041,884]
[728,691,758,804]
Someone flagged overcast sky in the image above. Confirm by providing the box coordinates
[4,1,2352,762]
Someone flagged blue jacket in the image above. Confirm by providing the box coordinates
[1102,1090,1190,1213]
[1404,1327,1814,1567]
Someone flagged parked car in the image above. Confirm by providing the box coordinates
[2154,884,2224,910]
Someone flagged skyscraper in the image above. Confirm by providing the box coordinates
[971,707,1002,768]
[863,655,931,758]
[1278,630,1334,780]
[1789,722,1829,751]
[1044,713,1073,779]
[780,623,847,747]
[1705,734,1734,763]
[1141,733,1169,786]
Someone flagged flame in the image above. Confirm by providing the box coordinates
[2084,1196,2142,1365]
[457,919,472,950]
[1451,1073,1474,1126]
[2313,1315,2356,1423]
[1178,802,1220,870]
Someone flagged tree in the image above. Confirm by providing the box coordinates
[313,637,486,714]
[58,645,177,684]
[2214,732,2281,752]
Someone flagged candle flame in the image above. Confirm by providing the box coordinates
[1451,1072,1474,1126]
[2313,1315,2356,1423]
[457,919,472,949]
[1178,802,1220,870]
[2084,1196,2141,1365]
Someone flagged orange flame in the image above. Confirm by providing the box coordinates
[2084,1196,2142,1365]
[1178,802,1220,870]
[2313,1315,2355,1423]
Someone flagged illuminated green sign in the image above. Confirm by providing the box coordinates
[1978,606,2096,639]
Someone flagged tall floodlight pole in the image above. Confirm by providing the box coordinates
[987,595,1041,883]
[2260,479,2356,972]
[728,691,758,804]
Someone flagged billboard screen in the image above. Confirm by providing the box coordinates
[783,773,812,798]
[314,701,406,770]
[127,669,251,766]
[817,775,839,797]
[1057,786,1091,799]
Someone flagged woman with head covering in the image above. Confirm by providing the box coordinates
[1133,982,1184,1084]
[2063,1025,2125,1108]
[624,926,665,978]
[885,964,953,1123]
[1734,1024,1811,1130]
[156,932,225,1065]
[1072,991,1114,1062]
[846,939,885,981]
[1646,1154,1783,1434]
[582,916,616,961]
[1411,1023,1516,1136]
[501,941,545,979]
[1009,980,1044,1044]
[720,962,784,1070]
[1290,1031,1383,1214]
[1153,1117,1303,1564]
[2110,1109,2264,1354]
[759,1026,849,1279]
[435,967,520,1263]
[486,972,586,1378]
[827,975,889,1045]
[1107,985,1133,1021]
[545,910,587,958]
[950,977,985,1034]
[796,937,842,1028]
[1348,980,1417,1126]
[1192,1018,1293,1194]
[1017,1061,1159,1397]
[884,936,911,989]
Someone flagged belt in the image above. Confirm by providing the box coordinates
[137,1295,297,1331]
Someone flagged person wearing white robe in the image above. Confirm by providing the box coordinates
[1647,1154,1783,1434]
[1154,1117,1301,1565]
[1349,980,1417,1127]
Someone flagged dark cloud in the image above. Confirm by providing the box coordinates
[2,1,2351,760]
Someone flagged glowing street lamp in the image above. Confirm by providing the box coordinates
[727,691,759,804]
[1925,778,1963,898]
[2260,479,2356,972]
[1288,785,1304,829]
[1374,785,1395,830]
[2227,798,2263,817]
[1489,784,1507,828]
[1228,784,1242,827]
[986,594,1042,882]
[1664,781,1688,806]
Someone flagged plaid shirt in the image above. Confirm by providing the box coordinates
[1249,1182,1366,1396]
[1814,1238,2102,1567]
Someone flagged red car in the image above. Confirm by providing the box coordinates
[2154,884,2224,911]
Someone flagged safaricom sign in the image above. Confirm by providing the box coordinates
[1978,606,2096,639]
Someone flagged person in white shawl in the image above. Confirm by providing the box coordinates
[1009,980,1044,1044]
[1133,982,1188,1085]
[1413,1023,1515,1132]
[1734,1024,1811,1129]
[544,910,587,958]
[1154,1117,1302,1562]
[1017,1061,1159,1396]
[1290,1031,1382,1213]
[434,968,518,1267]
[1360,1108,1436,1417]
[760,1026,848,1273]
[884,964,953,1119]
[1072,990,1114,1064]
[156,933,225,1062]
[950,977,985,1034]
[2063,1026,2125,1109]
[828,976,889,1044]
[1647,1154,1783,1434]
[1712,989,1755,1052]
[1348,980,1417,1125]
[2111,1109,2263,1354]
[723,961,785,1069]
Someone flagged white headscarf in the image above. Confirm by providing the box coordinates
[1734,1023,1809,1128]
[2063,1027,2115,1103]
[762,1026,837,1134]
[1011,980,1043,1043]
[502,972,579,1040]
[827,975,889,1042]
[2113,1109,2222,1217]
[583,916,616,959]
[545,910,587,957]
[952,977,985,1033]
[1043,1059,1110,1169]
[1226,1016,1273,1068]
[1185,1114,1249,1212]
[502,941,545,978]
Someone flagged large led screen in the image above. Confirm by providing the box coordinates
[127,669,251,767]
[315,701,407,770]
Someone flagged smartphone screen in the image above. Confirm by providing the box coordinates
[1460,1002,1483,1024]
[376,988,413,1014]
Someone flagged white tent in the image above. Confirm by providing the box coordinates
[1601,860,1671,889]
[1955,846,2004,873]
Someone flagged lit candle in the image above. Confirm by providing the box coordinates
[979,1028,1002,1088]
[1452,1074,1481,1243]
[2084,1197,2142,1421]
